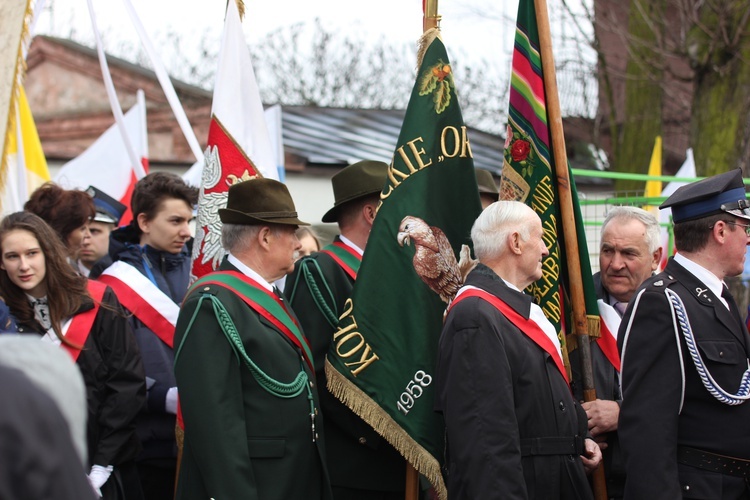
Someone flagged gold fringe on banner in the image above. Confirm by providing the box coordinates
[588,314,601,338]
[416,27,439,69]
[325,361,448,500]
[234,0,245,21]
[566,314,602,352]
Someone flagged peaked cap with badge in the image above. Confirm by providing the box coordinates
[219,178,309,226]
[660,168,750,223]
[86,186,127,225]
[321,160,388,223]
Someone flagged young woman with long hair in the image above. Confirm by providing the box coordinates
[0,211,146,499]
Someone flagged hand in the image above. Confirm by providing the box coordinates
[166,387,179,415]
[594,435,609,451]
[581,438,602,475]
[581,399,619,437]
[87,465,113,497]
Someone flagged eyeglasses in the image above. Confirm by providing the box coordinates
[725,221,750,236]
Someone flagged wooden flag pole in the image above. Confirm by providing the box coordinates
[410,3,441,498]
[532,0,607,498]
[410,2,439,495]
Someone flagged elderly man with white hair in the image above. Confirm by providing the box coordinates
[570,206,662,499]
[434,200,601,500]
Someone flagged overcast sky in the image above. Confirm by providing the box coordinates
[35,0,519,64]
[33,0,596,122]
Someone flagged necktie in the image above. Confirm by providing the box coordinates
[722,287,743,326]
[614,302,628,316]
[273,287,293,318]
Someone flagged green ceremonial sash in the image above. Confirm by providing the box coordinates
[188,271,314,371]
[320,241,361,280]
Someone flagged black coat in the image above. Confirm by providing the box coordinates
[16,287,146,468]
[285,240,406,496]
[618,257,750,499]
[435,265,593,500]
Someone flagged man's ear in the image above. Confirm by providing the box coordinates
[651,247,663,271]
[712,220,728,244]
[257,226,272,249]
[136,213,150,234]
[363,203,377,226]
[509,231,523,255]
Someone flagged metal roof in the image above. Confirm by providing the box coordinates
[281,106,505,174]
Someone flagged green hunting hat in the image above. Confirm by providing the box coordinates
[219,178,309,226]
[475,168,499,198]
[322,160,389,223]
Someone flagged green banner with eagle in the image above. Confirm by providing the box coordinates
[499,0,599,365]
[324,29,481,500]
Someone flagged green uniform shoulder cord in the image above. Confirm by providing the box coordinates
[288,257,340,329]
[175,293,313,403]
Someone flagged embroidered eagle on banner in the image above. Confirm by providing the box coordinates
[397,215,475,304]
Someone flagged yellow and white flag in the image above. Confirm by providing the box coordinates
[1,0,49,215]
[3,85,50,214]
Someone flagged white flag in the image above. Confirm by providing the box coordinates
[658,149,696,268]
[55,93,148,224]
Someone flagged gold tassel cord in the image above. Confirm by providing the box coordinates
[325,361,448,500]
[587,314,601,338]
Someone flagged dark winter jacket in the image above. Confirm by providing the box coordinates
[15,286,146,468]
[105,224,192,461]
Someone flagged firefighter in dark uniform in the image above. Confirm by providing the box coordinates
[618,168,750,499]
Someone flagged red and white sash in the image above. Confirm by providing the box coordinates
[97,261,179,348]
[596,299,621,372]
[57,280,106,362]
[449,285,569,385]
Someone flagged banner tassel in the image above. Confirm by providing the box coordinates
[325,360,447,500]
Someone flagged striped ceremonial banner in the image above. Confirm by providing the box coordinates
[500,1,606,496]
[499,0,600,373]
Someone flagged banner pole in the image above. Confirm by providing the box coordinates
[411,1,436,495]
[532,0,607,497]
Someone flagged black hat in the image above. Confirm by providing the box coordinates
[322,160,388,223]
[660,168,750,223]
[86,186,126,224]
[475,168,499,198]
[219,178,309,226]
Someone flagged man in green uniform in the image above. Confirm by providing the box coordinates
[174,178,332,500]
[285,161,406,500]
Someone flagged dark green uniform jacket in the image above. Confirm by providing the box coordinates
[174,258,332,500]
[286,238,406,497]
